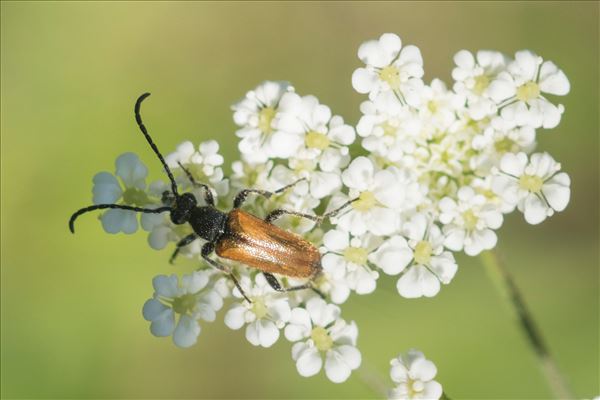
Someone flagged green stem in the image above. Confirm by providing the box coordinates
[480,250,573,399]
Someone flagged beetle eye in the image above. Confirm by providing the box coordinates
[170,209,186,225]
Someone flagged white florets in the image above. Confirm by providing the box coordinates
[224,274,291,348]
[84,33,571,387]
[93,152,149,234]
[388,350,443,400]
[142,271,223,348]
[285,298,361,383]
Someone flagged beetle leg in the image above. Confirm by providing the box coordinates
[265,198,357,224]
[201,242,252,303]
[169,233,198,264]
[233,178,307,208]
[177,162,215,206]
[263,273,326,299]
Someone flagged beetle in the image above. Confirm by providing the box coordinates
[69,93,355,302]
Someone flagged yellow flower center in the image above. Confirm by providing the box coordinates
[258,107,276,134]
[311,326,333,352]
[305,131,331,150]
[343,246,368,265]
[379,65,401,89]
[352,191,378,212]
[172,293,196,315]
[516,81,540,102]
[122,187,150,206]
[427,100,438,114]
[462,209,479,230]
[251,297,268,319]
[408,379,425,397]
[291,159,315,174]
[381,121,398,137]
[414,241,433,265]
[519,174,544,193]
[494,137,516,153]
[473,74,490,95]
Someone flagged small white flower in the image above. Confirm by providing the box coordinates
[394,214,458,298]
[277,94,355,155]
[418,79,464,131]
[320,229,381,303]
[224,274,291,348]
[92,152,150,234]
[142,271,223,348]
[470,123,536,174]
[352,33,424,106]
[165,140,229,197]
[492,152,570,224]
[276,93,355,198]
[369,235,413,276]
[231,159,274,192]
[452,49,508,120]
[357,97,422,166]
[488,50,570,128]
[335,157,405,236]
[388,350,443,400]
[425,135,468,178]
[232,81,297,161]
[285,298,361,383]
[439,186,503,256]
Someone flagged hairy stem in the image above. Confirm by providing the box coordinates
[480,249,573,399]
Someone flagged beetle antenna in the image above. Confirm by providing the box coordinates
[69,204,171,233]
[134,93,179,197]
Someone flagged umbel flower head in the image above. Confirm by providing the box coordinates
[81,32,571,385]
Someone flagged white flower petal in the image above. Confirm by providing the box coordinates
[443,228,465,252]
[100,209,138,234]
[142,298,168,321]
[539,61,570,95]
[115,152,148,189]
[224,304,247,330]
[342,157,374,191]
[422,381,443,400]
[306,298,340,327]
[149,309,175,337]
[325,345,361,383]
[92,172,122,204]
[352,68,378,94]
[153,274,180,298]
[411,358,438,381]
[323,229,350,252]
[522,194,548,224]
[246,319,280,347]
[397,266,441,298]
[173,315,201,348]
[499,152,528,177]
[542,172,570,212]
[295,345,323,377]
[369,236,412,275]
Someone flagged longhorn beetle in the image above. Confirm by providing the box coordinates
[69,93,355,302]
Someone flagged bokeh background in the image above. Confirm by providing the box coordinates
[1,2,598,399]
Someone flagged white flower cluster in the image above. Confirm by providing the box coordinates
[88,33,571,385]
[388,350,443,400]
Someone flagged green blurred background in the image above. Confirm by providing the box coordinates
[1,2,598,399]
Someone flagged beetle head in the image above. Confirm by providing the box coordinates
[170,192,197,225]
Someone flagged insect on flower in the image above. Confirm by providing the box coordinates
[69,93,355,302]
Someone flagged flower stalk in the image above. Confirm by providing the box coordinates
[480,249,573,399]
